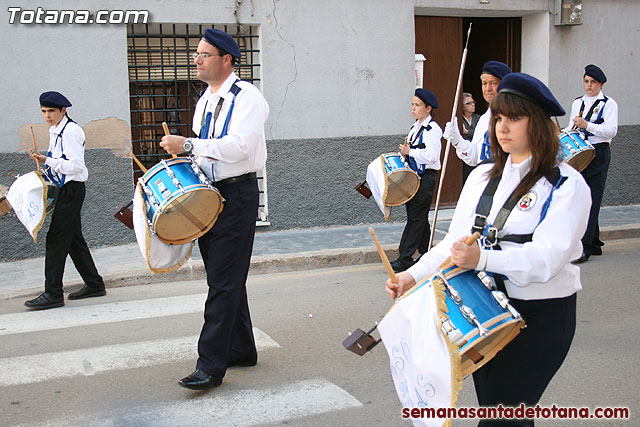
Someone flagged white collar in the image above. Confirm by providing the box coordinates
[583,91,605,102]
[206,72,238,100]
[505,155,532,180]
[414,115,432,129]
[51,116,70,136]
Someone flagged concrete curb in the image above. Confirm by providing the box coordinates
[5,225,640,301]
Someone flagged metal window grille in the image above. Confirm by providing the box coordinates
[127,23,269,224]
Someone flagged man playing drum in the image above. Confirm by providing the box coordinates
[160,29,269,391]
[386,73,591,425]
[564,64,618,264]
[389,88,442,273]
[25,91,105,310]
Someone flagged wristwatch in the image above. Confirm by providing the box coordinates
[183,138,193,155]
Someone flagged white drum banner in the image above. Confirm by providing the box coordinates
[133,184,193,274]
[6,171,49,242]
[366,156,392,221]
[377,278,462,427]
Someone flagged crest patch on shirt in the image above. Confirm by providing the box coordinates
[517,191,537,211]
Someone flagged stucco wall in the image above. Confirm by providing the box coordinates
[1,0,638,262]
[548,0,638,126]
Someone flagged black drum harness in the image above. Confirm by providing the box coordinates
[576,96,608,141]
[472,162,568,295]
[45,117,77,188]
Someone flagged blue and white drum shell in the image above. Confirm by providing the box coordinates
[434,267,525,377]
[380,153,420,206]
[140,157,223,245]
[558,130,595,172]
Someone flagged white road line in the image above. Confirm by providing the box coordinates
[22,379,362,427]
[0,329,279,386]
[0,293,208,336]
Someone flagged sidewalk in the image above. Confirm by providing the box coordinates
[2,205,639,300]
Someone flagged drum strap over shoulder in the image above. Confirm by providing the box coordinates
[198,80,242,139]
[407,124,432,175]
[45,118,75,188]
[480,131,491,161]
[578,96,609,140]
[472,167,567,294]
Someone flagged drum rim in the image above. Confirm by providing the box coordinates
[142,157,193,183]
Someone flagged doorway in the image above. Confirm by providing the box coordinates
[414,15,521,206]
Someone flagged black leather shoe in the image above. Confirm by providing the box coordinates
[24,292,64,310]
[592,247,603,256]
[572,252,590,264]
[178,370,222,390]
[68,285,106,300]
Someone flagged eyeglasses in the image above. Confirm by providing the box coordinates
[464,101,476,105]
[192,52,222,61]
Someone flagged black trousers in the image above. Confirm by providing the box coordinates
[397,170,437,266]
[196,177,259,378]
[580,143,611,256]
[472,293,577,427]
[44,181,103,298]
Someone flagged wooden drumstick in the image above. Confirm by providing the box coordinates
[369,227,397,284]
[438,231,481,271]
[162,122,177,159]
[30,127,40,171]
[129,153,148,173]
[554,117,562,134]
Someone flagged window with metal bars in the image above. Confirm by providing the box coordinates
[127,23,269,224]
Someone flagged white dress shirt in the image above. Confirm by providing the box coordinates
[452,109,491,166]
[564,91,618,145]
[407,116,442,171]
[44,116,88,183]
[191,72,269,182]
[407,156,591,300]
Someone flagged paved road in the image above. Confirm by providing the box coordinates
[1,239,638,426]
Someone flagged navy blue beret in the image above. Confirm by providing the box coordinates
[39,91,72,108]
[498,73,565,116]
[414,88,438,109]
[481,61,512,80]
[584,64,606,83]
[202,28,241,59]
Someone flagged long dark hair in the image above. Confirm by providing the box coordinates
[488,92,559,199]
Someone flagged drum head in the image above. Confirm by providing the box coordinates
[154,187,223,244]
[385,170,420,206]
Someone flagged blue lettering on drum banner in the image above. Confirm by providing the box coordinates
[389,337,438,409]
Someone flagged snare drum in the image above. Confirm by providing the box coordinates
[139,157,223,245]
[434,267,525,376]
[380,153,420,206]
[558,130,595,171]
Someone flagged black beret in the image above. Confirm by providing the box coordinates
[481,61,512,80]
[202,28,241,59]
[584,64,606,83]
[414,88,438,109]
[39,91,72,108]
[498,72,565,116]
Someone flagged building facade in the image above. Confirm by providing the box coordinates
[1,0,637,261]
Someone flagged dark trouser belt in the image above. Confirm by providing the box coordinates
[216,172,257,186]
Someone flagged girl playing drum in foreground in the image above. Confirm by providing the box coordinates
[386,73,591,426]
